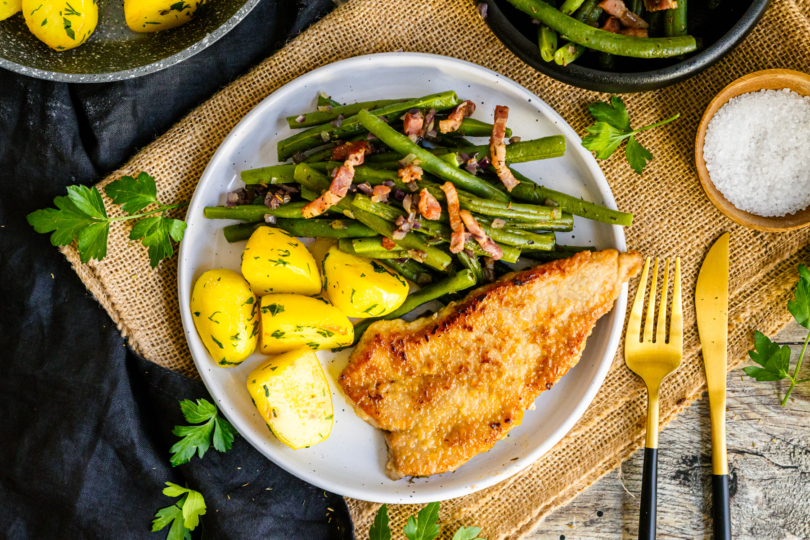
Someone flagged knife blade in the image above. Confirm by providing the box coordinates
[695,232,731,540]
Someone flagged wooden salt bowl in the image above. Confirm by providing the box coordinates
[695,69,810,232]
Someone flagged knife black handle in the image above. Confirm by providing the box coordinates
[638,447,657,540]
[712,474,731,540]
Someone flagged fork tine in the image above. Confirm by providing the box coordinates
[643,258,659,343]
[656,258,670,344]
[627,257,650,344]
[669,257,683,350]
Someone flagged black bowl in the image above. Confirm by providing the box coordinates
[483,0,771,93]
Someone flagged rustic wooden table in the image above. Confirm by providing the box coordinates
[527,322,810,540]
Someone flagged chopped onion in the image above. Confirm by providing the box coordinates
[330,114,344,128]
[402,195,413,213]
[545,198,558,207]
[295,115,306,124]
[263,215,277,224]
[357,182,373,195]
[408,182,419,192]
[398,153,418,167]
[392,188,406,201]
[392,230,407,240]
[477,2,488,18]
[292,151,306,164]
[330,220,347,230]
[531,17,541,24]
[317,105,333,113]
[417,273,433,285]
[509,136,521,144]
[479,156,490,168]
[320,131,331,142]
[463,248,474,257]
[491,218,506,229]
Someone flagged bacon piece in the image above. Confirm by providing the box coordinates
[440,182,466,254]
[330,140,371,162]
[403,111,424,142]
[643,0,676,11]
[371,185,391,203]
[438,100,476,134]
[302,142,369,218]
[598,0,649,28]
[490,106,520,192]
[398,164,423,184]
[459,210,502,261]
[418,189,442,221]
[382,237,397,250]
[619,27,649,37]
[600,16,621,33]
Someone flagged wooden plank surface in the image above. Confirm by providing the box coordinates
[526,322,810,540]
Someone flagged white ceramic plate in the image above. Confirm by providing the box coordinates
[178,52,628,504]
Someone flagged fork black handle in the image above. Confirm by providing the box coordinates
[638,447,657,540]
[712,474,732,540]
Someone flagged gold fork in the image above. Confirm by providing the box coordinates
[625,257,683,540]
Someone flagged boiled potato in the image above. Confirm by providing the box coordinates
[23,0,97,51]
[322,246,408,318]
[124,0,204,33]
[307,237,337,287]
[0,0,21,21]
[242,226,321,297]
[247,347,333,450]
[190,269,258,367]
[258,294,353,354]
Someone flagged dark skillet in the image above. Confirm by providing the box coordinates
[482,0,771,93]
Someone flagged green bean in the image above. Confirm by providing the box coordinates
[222,218,377,243]
[277,91,460,162]
[539,24,558,63]
[286,99,407,129]
[456,251,483,283]
[382,258,432,284]
[365,152,401,163]
[520,245,596,261]
[482,225,555,250]
[437,135,476,148]
[573,0,600,22]
[317,94,342,108]
[598,53,617,71]
[478,214,574,232]
[303,147,335,163]
[555,42,586,66]
[356,109,510,202]
[351,270,477,344]
[350,194,446,237]
[508,168,633,226]
[337,240,405,259]
[454,118,512,138]
[346,236,404,253]
[647,11,664,37]
[507,0,697,58]
[664,0,687,38]
[628,0,643,15]
[203,201,308,221]
[433,136,566,163]
[560,0,586,15]
[240,164,297,185]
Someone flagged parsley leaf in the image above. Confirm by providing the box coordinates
[745,264,810,405]
[160,482,207,530]
[27,172,187,268]
[587,95,630,131]
[369,504,392,540]
[170,398,237,466]
[625,135,653,175]
[451,526,485,540]
[788,264,810,328]
[581,96,678,175]
[105,172,158,215]
[743,331,791,382]
[403,502,440,540]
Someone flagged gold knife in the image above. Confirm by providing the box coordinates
[695,232,731,540]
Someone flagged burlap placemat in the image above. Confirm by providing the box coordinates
[58,0,810,537]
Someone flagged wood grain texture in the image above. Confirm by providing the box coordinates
[526,322,810,540]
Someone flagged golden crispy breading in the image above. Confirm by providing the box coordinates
[339,250,642,479]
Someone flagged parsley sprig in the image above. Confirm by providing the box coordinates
[152,482,207,540]
[581,96,679,175]
[27,172,188,268]
[170,398,238,466]
[744,264,810,405]
[370,502,484,540]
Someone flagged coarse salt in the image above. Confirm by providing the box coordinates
[703,88,810,217]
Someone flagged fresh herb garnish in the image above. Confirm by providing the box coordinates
[581,96,679,175]
[151,482,206,540]
[27,172,187,268]
[369,502,484,540]
[169,399,237,466]
[261,303,285,316]
[744,264,810,405]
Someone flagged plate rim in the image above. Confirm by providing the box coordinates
[178,51,628,503]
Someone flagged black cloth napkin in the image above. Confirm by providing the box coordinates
[0,1,356,538]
